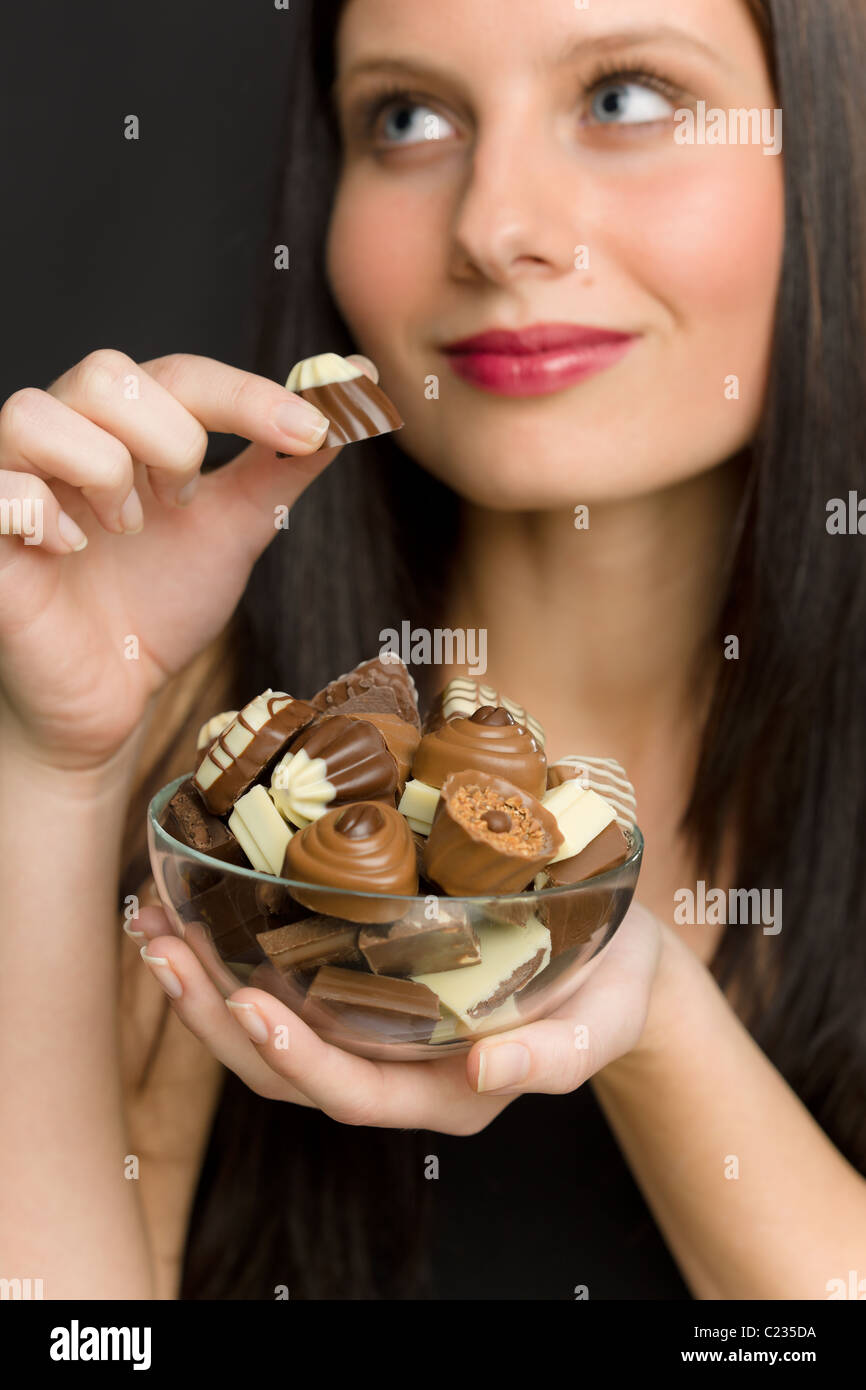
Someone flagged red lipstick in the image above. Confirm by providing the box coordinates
[442,323,637,396]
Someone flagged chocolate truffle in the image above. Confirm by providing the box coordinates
[423,677,546,748]
[423,770,563,896]
[412,706,547,798]
[281,353,404,451]
[283,801,419,923]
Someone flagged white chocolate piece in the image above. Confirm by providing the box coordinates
[284,353,363,392]
[542,785,615,863]
[270,747,336,827]
[434,677,545,748]
[228,785,294,876]
[548,755,637,828]
[196,710,238,752]
[412,916,550,1026]
[195,689,296,794]
[397,778,440,835]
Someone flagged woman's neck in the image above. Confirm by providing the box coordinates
[440,457,745,767]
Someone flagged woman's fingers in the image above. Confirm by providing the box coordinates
[467,902,662,1096]
[135,907,317,1105]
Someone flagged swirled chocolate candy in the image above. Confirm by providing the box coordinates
[278,353,404,453]
[413,706,547,797]
[270,714,398,827]
[546,755,637,828]
[344,712,420,793]
[423,678,546,748]
[283,801,418,922]
[423,770,563,896]
[311,654,420,728]
[194,689,317,815]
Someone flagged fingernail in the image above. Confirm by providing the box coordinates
[120,488,144,534]
[140,946,183,999]
[226,999,269,1044]
[123,919,144,941]
[175,476,199,507]
[57,511,88,551]
[273,401,331,447]
[476,1043,531,1093]
[346,354,379,384]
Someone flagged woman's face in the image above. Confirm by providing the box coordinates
[327,0,784,509]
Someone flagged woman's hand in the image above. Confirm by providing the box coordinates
[133,900,662,1135]
[0,349,376,770]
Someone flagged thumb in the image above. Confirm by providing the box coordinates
[206,354,381,549]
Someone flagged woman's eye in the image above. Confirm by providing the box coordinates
[378,100,455,146]
[589,81,676,126]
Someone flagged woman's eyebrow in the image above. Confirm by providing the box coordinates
[334,23,740,97]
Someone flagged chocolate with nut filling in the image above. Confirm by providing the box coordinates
[283,801,418,923]
[413,707,547,798]
[423,769,563,896]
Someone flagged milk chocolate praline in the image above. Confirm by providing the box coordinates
[412,706,547,797]
[423,769,563,896]
[283,801,418,923]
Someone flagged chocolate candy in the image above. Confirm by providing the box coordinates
[195,710,238,752]
[283,801,418,922]
[359,913,481,976]
[270,714,398,827]
[194,689,317,815]
[302,964,441,1037]
[547,755,637,828]
[228,784,294,877]
[542,783,616,863]
[538,820,631,888]
[280,353,404,452]
[397,778,441,834]
[311,655,420,728]
[423,770,563,896]
[411,915,551,1025]
[256,915,362,973]
[160,778,246,868]
[412,707,547,797]
[423,678,546,748]
[344,712,420,792]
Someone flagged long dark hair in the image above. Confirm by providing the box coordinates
[178,0,866,1297]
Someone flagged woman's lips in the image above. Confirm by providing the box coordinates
[442,324,638,397]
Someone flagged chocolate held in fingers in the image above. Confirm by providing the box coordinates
[275,352,403,455]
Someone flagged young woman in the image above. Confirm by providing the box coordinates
[1,0,864,1301]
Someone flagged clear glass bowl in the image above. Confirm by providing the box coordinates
[147,774,644,1062]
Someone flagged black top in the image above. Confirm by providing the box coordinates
[426,1082,691,1300]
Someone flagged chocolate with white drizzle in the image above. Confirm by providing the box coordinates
[276,352,403,454]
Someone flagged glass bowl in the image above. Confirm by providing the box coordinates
[147,774,644,1062]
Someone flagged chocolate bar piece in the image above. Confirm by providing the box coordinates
[311,655,420,728]
[539,820,631,888]
[423,770,562,896]
[542,784,616,863]
[194,688,316,815]
[546,755,637,828]
[304,964,441,1021]
[228,784,294,876]
[280,353,404,451]
[270,714,398,827]
[413,707,547,797]
[160,778,245,867]
[423,678,546,748]
[359,913,481,976]
[411,916,551,1024]
[283,801,418,923]
[256,916,361,973]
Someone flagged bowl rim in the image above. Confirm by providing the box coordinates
[148,772,644,907]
